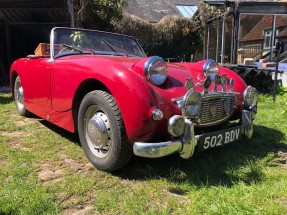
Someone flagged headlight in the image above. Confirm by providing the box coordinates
[183,90,202,121]
[202,59,219,79]
[168,115,185,137]
[243,86,258,109]
[144,56,167,86]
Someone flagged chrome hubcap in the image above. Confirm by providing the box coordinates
[85,107,111,158]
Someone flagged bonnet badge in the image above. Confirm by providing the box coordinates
[185,78,194,90]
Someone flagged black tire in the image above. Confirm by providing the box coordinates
[14,76,31,117]
[78,90,133,171]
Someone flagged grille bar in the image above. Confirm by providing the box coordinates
[199,95,236,125]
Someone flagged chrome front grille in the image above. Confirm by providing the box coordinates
[199,95,236,125]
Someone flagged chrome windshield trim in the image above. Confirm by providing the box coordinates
[49,27,56,63]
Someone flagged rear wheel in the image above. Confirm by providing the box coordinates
[78,90,132,171]
[14,76,31,117]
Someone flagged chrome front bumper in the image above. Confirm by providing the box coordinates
[133,110,254,159]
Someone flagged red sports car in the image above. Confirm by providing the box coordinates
[10,27,258,171]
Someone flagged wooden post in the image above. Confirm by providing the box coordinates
[270,15,276,61]
[232,9,240,64]
[221,18,225,64]
[203,25,207,60]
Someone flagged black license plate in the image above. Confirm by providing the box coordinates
[197,125,243,152]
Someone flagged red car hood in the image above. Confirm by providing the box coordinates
[90,55,246,93]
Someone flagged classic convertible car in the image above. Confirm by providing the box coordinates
[10,27,258,171]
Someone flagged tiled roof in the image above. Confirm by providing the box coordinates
[205,0,282,2]
[278,27,287,37]
[240,15,287,42]
[124,0,200,22]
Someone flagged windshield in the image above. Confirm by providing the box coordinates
[51,27,146,58]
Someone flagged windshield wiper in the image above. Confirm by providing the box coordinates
[61,44,94,54]
[102,40,127,56]
[62,44,83,53]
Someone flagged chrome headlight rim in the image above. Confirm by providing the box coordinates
[183,90,202,121]
[144,56,167,86]
[243,86,258,109]
[202,59,219,78]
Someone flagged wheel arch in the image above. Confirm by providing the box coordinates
[72,66,159,142]
[72,78,110,133]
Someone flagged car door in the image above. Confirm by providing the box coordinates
[23,57,52,115]
[50,56,85,112]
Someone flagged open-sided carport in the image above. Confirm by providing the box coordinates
[203,0,287,89]
[0,0,74,83]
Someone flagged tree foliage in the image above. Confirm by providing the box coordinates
[74,0,126,31]
[113,14,202,61]
[72,0,229,61]
[196,0,234,27]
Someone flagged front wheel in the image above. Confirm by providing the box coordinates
[78,90,133,171]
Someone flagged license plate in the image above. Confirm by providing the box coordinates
[197,125,243,152]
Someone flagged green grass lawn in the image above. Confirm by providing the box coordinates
[0,90,287,214]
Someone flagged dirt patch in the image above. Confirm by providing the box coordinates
[4,140,32,152]
[62,158,92,173]
[0,131,26,137]
[269,148,287,169]
[61,204,94,215]
[167,188,191,205]
[16,118,36,126]
[38,163,67,185]
[58,193,95,215]
[37,153,94,186]
[58,153,94,173]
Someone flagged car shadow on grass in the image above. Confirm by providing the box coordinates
[38,119,81,146]
[116,124,287,187]
[35,118,286,187]
[0,93,13,104]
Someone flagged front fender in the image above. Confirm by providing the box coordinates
[51,56,158,142]
[100,61,159,142]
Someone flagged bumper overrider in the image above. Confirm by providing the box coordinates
[133,84,258,159]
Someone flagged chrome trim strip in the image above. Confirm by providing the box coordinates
[49,27,56,63]
[133,140,182,158]
[180,119,197,159]
[242,110,253,138]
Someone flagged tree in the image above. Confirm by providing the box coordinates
[195,0,229,28]
[74,0,126,31]
[113,14,201,61]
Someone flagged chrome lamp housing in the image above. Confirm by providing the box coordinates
[182,90,202,123]
[202,59,219,80]
[243,86,258,119]
[144,56,167,86]
[168,115,185,137]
